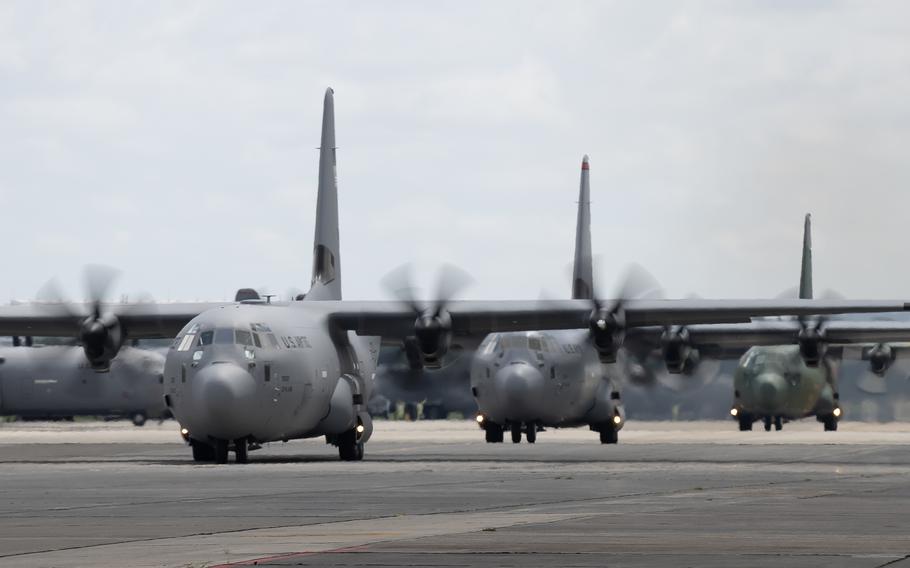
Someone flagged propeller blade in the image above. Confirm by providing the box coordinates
[432,263,474,316]
[612,263,664,305]
[34,278,78,318]
[380,263,423,314]
[84,264,120,317]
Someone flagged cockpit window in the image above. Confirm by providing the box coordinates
[198,331,214,346]
[479,334,500,356]
[177,334,195,352]
[743,349,789,371]
[236,330,254,346]
[252,333,262,348]
[528,336,542,352]
[214,328,234,345]
[251,323,271,332]
[266,333,279,348]
[500,335,529,350]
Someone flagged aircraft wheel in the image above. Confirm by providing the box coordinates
[599,425,619,444]
[525,424,537,444]
[213,439,229,464]
[131,413,147,427]
[763,417,772,432]
[234,439,248,464]
[191,440,215,462]
[484,422,503,443]
[774,416,783,431]
[338,428,365,461]
[822,414,838,431]
[511,423,522,444]
[738,413,753,431]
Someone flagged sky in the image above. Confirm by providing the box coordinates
[1,1,909,303]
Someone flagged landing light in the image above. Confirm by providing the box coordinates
[475,414,485,424]
[612,415,622,425]
[833,407,842,418]
[244,348,255,360]
[180,427,189,436]
[730,408,739,417]
[356,424,365,434]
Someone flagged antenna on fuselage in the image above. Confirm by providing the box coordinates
[306,88,342,301]
[571,155,594,300]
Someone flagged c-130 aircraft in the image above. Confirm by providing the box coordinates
[2,89,909,464]
[689,214,910,432]
[471,162,910,445]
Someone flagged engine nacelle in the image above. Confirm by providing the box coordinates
[867,343,895,377]
[79,313,123,371]
[797,326,827,367]
[413,311,452,369]
[661,326,698,374]
[590,308,625,364]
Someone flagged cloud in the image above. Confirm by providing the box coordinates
[2,1,910,302]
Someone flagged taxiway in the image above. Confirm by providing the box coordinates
[0,420,908,567]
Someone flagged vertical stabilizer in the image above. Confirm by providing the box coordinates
[799,213,813,300]
[571,155,594,300]
[307,88,342,301]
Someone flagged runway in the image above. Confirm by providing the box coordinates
[0,420,909,567]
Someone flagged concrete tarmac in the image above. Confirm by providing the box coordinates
[0,420,909,567]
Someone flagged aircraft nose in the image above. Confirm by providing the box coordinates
[754,373,786,413]
[195,363,258,440]
[494,362,546,421]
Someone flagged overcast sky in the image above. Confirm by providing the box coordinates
[1,1,909,304]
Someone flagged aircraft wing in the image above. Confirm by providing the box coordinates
[328,299,910,338]
[625,320,910,357]
[0,302,226,339]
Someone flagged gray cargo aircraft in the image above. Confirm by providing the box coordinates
[1,89,909,464]
[626,215,910,432]
[471,164,910,444]
[471,156,626,443]
[0,345,166,425]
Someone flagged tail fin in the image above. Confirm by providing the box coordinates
[571,155,594,300]
[307,88,342,301]
[799,213,813,300]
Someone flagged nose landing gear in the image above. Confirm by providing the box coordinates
[511,423,522,444]
[507,422,538,444]
[189,438,251,464]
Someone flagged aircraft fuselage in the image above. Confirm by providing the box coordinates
[470,329,624,432]
[732,345,839,428]
[164,302,378,447]
[0,345,166,423]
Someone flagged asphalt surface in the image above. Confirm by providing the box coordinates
[0,420,909,567]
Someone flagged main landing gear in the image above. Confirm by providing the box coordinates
[819,413,839,432]
[737,412,753,431]
[762,416,783,431]
[337,427,365,461]
[483,421,504,443]
[591,422,618,444]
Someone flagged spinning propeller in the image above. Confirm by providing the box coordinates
[382,263,474,369]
